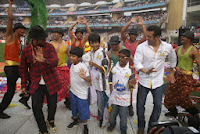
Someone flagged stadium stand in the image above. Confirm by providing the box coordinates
[0,11,167,27]
[0,0,113,5]
[0,10,168,27]
[0,0,170,43]
[0,0,168,16]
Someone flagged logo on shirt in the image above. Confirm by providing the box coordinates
[124,73,129,78]
[96,55,101,59]
[114,83,126,92]
[158,51,166,57]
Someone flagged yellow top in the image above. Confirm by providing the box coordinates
[52,41,66,67]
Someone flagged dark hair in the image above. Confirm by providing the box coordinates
[88,33,101,44]
[119,49,131,57]
[29,25,48,40]
[75,28,83,35]
[53,28,64,37]
[13,23,26,32]
[147,25,161,37]
[70,47,83,58]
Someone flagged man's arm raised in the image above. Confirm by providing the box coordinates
[69,17,82,42]
[121,17,137,44]
[6,0,14,45]
[82,17,91,47]
[136,16,146,47]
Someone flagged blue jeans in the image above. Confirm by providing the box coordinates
[137,83,163,129]
[109,104,128,132]
[70,91,90,121]
[96,90,108,121]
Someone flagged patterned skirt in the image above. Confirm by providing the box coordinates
[44,66,70,103]
[164,71,198,109]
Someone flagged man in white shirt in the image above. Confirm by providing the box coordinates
[134,25,177,134]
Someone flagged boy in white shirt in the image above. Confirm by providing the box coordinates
[87,33,109,127]
[67,47,91,134]
[108,49,136,134]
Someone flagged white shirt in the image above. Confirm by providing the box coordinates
[134,40,177,89]
[87,47,108,91]
[39,76,45,85]
[70,62,90,100]
[109,62,133,106]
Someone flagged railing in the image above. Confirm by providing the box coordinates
[188,0,200,7]
[0,20,159,28]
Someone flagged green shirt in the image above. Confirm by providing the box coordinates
[177,45,193,71]
[111,45,124,65]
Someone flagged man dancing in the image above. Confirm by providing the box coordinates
[134,25,176,134]
[164,31,200,117]
[20,25,61,134]
[0,0,27,119]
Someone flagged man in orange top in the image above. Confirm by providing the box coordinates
[69,17,91,50]
[0,0,26,119]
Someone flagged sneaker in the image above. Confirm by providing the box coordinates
[137,128,144,134]
[39,131,49,134]
[46,120,56,132]
[165,111,177,117]
[71,116,81,123]
[128,105,134,117]
[165,108,177,117]
[84,125,88,134]
[0,112,11,119]
[121,131,127,134]
[67,120,78,129]
[107,126,115,133]
[19,98,31,109]
[99,120,104,128]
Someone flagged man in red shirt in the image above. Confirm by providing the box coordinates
[121,16,146,63]
[20,25,61,134]
[69,17,91,49]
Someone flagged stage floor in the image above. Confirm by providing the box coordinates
[0,83,171,134]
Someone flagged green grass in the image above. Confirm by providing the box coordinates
[0,43,5,62]
[0,43,5,77]
[0,72,6,77]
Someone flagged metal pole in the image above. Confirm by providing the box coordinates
[182,0,187,26]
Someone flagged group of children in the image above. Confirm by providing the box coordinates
[67,33,136,134]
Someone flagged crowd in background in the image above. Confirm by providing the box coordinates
[0,0,167,14]
[0,11,167,27]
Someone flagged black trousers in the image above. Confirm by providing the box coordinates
[0,66,19,113]
[32,85,57,133]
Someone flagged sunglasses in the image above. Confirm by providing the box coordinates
[118,56,129,59]
[110,44,118,45]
